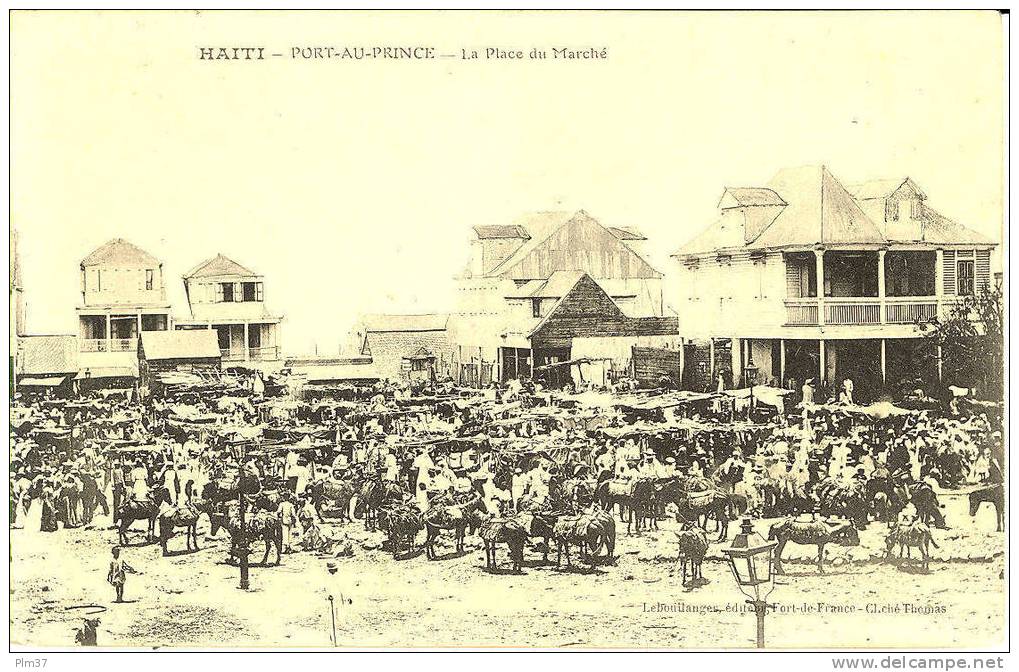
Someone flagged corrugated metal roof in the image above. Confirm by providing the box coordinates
[361,313,449,332]
[81,239,160,268]
[719,187,787,208]
[19,335,79,375]
[749,165,886,248]
[473,225,531,240]
[141,330,221,360]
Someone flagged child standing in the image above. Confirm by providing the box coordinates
[107,547,137,603]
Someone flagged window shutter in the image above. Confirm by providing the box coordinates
[976,249,991,292]
[942,250,956,295]
[215,283,224,303]
[234,282,242,302]
[256,282,264,301]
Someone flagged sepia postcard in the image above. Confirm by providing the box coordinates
[6,8,1009,661]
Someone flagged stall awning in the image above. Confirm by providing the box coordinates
[75,366,139,380]
[18,375,70,387]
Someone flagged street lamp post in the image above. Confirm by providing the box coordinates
[236,439,260,590]
[721,517,778,649]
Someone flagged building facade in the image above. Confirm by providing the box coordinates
[174,254,283,367]
[453,209,669,382]
[76,238,171,380]
[672,166,997,399]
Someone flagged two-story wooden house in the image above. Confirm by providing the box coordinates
[76,239,172,379]
[173,254,284,366]
[453,209,669,382]
[672,165,996,399]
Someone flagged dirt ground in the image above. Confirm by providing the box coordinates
[10,490,1006,649]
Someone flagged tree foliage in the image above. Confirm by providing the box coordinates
[918,287,1004,400]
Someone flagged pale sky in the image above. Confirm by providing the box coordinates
[11,10,1005,355]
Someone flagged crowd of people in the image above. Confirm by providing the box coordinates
[9,371,1005,566]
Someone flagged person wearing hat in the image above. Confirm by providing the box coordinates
[129,458,149,503]
[801,378,815,406]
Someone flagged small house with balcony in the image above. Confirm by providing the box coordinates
[76,239,171,380]
[672,165,996,400]
[173,254,283,368]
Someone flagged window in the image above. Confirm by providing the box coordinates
[911,200,923,219]
[145,269,154,291]
[243,282,257,302]
[221,282,234,302]
[96,269,102,292]
[885,200,899,222]
[531,298,541,318]
[958,260,975,296]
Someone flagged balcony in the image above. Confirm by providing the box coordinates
[884,297,938,324]
[785,297,950,328]
[80,338,137,353]
[825,298,881,325]
[784,299,819,326]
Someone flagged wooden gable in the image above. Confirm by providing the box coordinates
[530,274,676,348]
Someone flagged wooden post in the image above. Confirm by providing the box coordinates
[818,338,826,386]
[877,250,886,324]
[243,322,250,362]
[814,250,826,325]
[936,344,943,382]
[708,338,716,382]
[105,313,112,341]
[779,339,786,388]
[880,338,887,385]
[678,338,685,389]
[136,313,142,339]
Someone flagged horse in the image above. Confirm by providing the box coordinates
[156,490,201,556]
[478,515,528,573]
[378,502,425,559]
[677,489,733,542]
[355,478,406,531]
[423,493,483,560]
[627,479,658,535]
[78,472,108,525]
[116,489,163,546]
[968,484,1004,532]
[674,522,709,586]
[768,518,860,574]
[308,478,358,523]
[884,522,940,572]
[596,479,631,521]
[209,500,283,566]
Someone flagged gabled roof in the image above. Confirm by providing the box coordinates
[473,225,531,240]
[719,187,787,209]
[676,166,996,257]
[920,209,994,245]
[141,330,221,361]
[486,210,662,279]
[749,165,886,248]
[848,177,927,201]
[81,239,160,268]
[505,270,587,299]
[184,253,258,279]
[361,313,449,333]
[607,226,647,241]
